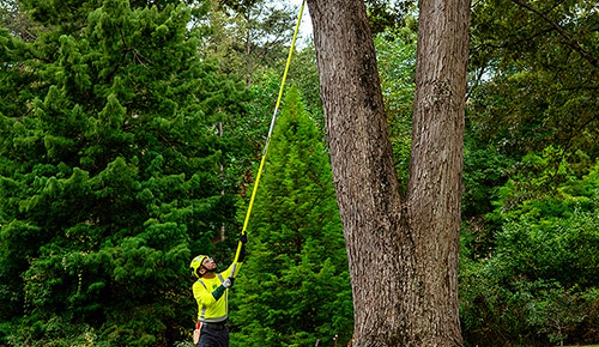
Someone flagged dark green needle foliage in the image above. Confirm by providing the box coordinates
[230,86,353,347]
[0,0,246,345]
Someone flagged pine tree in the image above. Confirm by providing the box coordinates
[230,86,353,347]
[0,0,246,345]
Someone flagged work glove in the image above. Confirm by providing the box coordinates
[222,277,235,289]
[237,233,248,262]
[212,277,234,300]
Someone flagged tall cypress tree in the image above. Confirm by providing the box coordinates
[230,86,353,346]
[0,0,246,345]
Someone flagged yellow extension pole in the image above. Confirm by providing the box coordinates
[232,0,306,272]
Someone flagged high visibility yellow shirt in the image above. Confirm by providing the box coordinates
[192,261,242,323]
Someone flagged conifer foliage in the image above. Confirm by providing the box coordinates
[230,86,353,347]
[0,0,245,345]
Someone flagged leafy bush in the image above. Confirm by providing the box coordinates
[460,152,599,347]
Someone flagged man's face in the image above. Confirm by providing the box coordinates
[202,257,217,272]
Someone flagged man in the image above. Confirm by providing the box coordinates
[189,234,247,347]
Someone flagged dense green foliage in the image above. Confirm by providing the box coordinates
[230,86,353,347]
[0,0,246,345]
[364,0,416,35]
[460,153,599,346]
[469,0,599,159]
[460,1,599,345]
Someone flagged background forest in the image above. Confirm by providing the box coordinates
[0,0,598,346]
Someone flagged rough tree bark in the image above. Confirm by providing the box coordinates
[306,0,471,346]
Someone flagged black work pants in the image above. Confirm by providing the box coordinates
[196,325,229,347]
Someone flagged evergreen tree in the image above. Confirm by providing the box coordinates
[229,86,353,346]
[0,0,246,345]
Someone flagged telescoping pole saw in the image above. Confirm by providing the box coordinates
[231,0,307,278]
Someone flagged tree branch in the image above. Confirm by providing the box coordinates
[510,0,599,69]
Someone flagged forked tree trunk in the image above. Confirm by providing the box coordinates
[306,0,471,346]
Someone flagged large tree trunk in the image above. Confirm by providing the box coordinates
[306,0,471,346]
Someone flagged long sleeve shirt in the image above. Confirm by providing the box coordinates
[192,247,244,322]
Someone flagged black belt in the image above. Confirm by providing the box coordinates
[202,322,227,330]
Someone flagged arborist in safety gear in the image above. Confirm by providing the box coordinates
[189,233,247,347]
